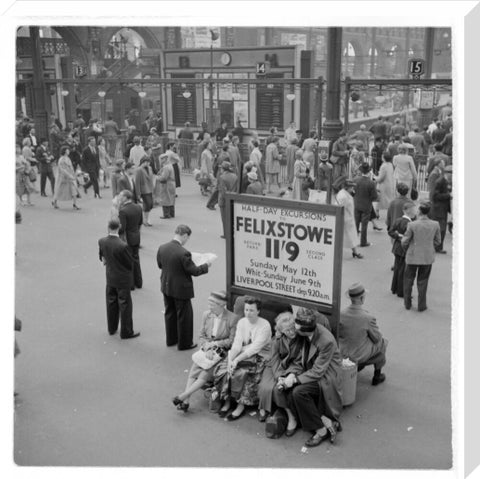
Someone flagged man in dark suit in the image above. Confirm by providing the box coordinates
[82,136,101,198]
[353,163,378,247]
[98,219,140,339]
[118,190,144,289]
[156,224,211,350]
[117,162,139,202]
[386,182,411,230]
[401,202,442,312]
[35,138,55,197]
[218,161,238,239]
[388,202,416,297]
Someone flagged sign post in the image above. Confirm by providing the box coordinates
[225,193,344,336]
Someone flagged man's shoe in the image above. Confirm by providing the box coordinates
[305,430,328,447]
[372,373,386,386]
[178,343,197,351]
[418,306,428,312]
[206,205,216,210]
[121,332,140,339]
[437,250,447,254]
[359,242,372,247]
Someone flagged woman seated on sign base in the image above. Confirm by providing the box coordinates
[172,291,238,412]
[212,296,271,421]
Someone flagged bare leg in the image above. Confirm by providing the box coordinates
[178,377,207,404]
[285,407,297,430]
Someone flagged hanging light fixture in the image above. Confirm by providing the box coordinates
[61,89,69,96]
[286,93,295,101]
[138,90,147,98]
[182,90,192,99]
[97,90,106,98]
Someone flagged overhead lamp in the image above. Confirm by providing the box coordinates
[61,90,69,96]
[138,91,147,98]
[97,90,106,98]
[232,92,241,101]
[286,93,295,101]
[210,29,219,42]
[182,90,192,99]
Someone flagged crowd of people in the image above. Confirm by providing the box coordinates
[17,104,453,447]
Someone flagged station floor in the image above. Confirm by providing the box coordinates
[13,174,454,469]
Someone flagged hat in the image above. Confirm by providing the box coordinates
[359,162,371,174]
[140,156,150,165]
[320,152,328,161]
[332,175,347,191]
[295,308,317,332]
[208,290,227,305]
[247,171,258,181]
[347,282,366,298]
[115,159,125,166]
[150,127,157,133]
[221,161,233,171]
[345,179,356,188]
[444,165,453,173]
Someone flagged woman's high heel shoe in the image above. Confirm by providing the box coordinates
[352,251,363,259]
[52,200,58,209]
[177,401,189,412]
[73,204,81,210]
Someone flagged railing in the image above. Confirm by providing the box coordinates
[17,37,70,57]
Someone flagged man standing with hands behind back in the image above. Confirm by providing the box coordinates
[98,219,140,339]
[157,225,211,350]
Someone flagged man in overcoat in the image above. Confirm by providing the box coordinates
[279,310,343,448]
[338,283,388,385]
[98,219,140,339]
[353,163,378,247]
[218,161,238,239]
[401,202,441,312]
[156,224,211,350]
[118,190,144,289]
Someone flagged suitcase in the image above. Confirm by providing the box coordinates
[265,408,288,439]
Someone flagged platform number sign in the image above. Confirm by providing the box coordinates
[408,58,425,80]
[256,61,270,75]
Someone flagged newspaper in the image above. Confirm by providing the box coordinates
[191,252,218,267]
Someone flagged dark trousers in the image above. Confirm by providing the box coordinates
[354,208,370,246]
[287,382,325,432]
[163,294,194,349]
[40,167,55,195]
[128,245,142,288]
[357,348,387,371]
[403,264,432,311]
[207,188,219,208]
[84,170,100,195]
[391,254,406,297]
[162,205,175,218]
[106,285,133,337]
[436,218,447,250]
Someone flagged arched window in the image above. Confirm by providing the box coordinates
[105,28,147,62]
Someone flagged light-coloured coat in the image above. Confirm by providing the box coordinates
[198,308,239,350]
[338,304,387,365]
[334,188,358,249]
[401,216,441,265]
[54,155,78,201]
[156,163,176,206]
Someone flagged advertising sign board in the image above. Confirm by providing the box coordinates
[226,194,344,333]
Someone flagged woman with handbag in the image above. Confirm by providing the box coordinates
[172,291,238,412]
[52,145,80,210]
[156,154,176,219]
[291,149,309,201]
[213,296,271,421]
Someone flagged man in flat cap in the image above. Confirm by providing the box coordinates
[278,309,343,448]
[338,283,388,386]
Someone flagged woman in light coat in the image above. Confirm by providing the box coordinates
[333,176,362,258]
[52,145,80,210]
[393,144,417,197]
[199,141,214,196]
[375,153,395,210]
[156,154,176,219]
[291,149,309,201]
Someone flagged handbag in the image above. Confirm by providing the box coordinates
[302,176,315,191]
[192,347,226,370]
[265,408,288,439]
[411,179,418,201]
[28,169,37,182]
